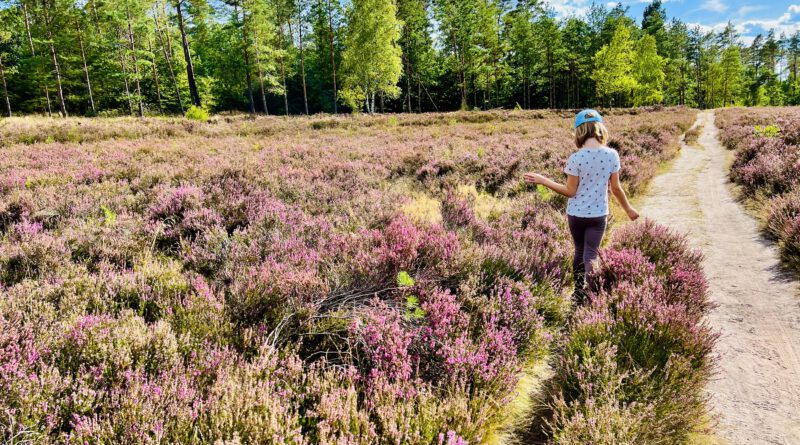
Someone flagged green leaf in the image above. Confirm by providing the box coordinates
[101,205,117,226]
[536,184,552,201]
[405,295,426,320]
[397,271,415,287]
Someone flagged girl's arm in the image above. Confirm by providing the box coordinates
[609,172,639,220]
[524,173,579,198]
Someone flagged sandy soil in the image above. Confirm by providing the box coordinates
[637,111,800,444]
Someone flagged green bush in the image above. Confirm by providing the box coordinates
[753,124,780,138]
[185,106,210,122]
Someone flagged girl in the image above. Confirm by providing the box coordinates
[524,109,639,302]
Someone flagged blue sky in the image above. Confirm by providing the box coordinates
[546,0,800,43]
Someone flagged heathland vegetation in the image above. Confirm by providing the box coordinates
[0,108,717,443]
[717,107,800,273]
[0,0,798,117]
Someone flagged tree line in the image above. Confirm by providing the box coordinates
[0,0,798,117]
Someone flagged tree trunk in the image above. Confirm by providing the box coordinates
[457,55,467,110]
[23,1,52,115]
[147,36,164,113]
[45,86,52,117]
[117,27,134,115]
[240,9,256,117]
[126,7,145,117]
[153,11,184,112]
[297,5,309,115]
[326,0,338,113]
[521,64,526,109]
[0,55,11,117]
[77,24,96,113]
[90,0,100,24]
[254,42,269,114]
[160,1,176,60]
[472,71,477,108]
[277,2,289,115]
[278,32,289,115]
[44,9,67,117]
[47,37,68,117]
[176,0,201,107]
[417,77,421,113]
[404,55,412,112]
[22,2,36,55]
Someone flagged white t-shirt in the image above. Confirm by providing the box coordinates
[564,146,621,218]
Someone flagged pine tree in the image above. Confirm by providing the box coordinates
[786,31,800,104]
[0,55,10,117]
[434,0,483,109]
[308,0,342,113]
[176,0,202,107]
[719,45,743,106]
[397,0,434,112]
[504,1,536,109]
[562,18,593,108]
[533,14,565,108]
[641,0,666,53]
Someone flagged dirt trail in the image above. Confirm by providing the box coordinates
[637,111,800,444]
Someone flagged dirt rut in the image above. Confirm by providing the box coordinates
[637,110,800,444]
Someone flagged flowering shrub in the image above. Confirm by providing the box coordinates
[542,220,714,444]
[717,107,800,271]
[0,109,696,443]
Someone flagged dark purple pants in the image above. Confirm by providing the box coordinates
[567,214,607,296]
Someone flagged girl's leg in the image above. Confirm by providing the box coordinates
[582,216,608,285]
[567,215,587,301]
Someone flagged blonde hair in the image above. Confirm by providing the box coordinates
[574,120,609,148]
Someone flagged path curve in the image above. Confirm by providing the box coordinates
[637,110,800,444]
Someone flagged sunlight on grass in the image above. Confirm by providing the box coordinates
[483,358,553,445]
[401,192,442,224]
[457,184,511,220]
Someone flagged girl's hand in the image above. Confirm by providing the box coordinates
[626,207,640,221]
[524,172,548,185]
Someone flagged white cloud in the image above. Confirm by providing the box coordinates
[544,0,591,18]
[686,21,744,34]
[739,5,800,36]
[700,0,727,13]
[737,5,765,17]
[690,5,800,41]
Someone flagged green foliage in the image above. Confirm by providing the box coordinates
[632,34,665,106]
[185,106,210,121]
[0,0,795,115]
[719,45,744,106]
[404,295,425,320]
[397,270,415,287]
[536,184,553,201]
[340,0,402,113]
[754,124,781,138]
[100,205,117,226]
[593,24,637,105]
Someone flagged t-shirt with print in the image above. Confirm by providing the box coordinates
[563,147,621,218]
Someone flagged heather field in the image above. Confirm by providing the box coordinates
[716,107,800,272]
[0,108,713,444]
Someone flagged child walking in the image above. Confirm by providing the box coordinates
[524,109,639,302]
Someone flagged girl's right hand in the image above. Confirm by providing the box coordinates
[524,172,547,185]
[626,207,640,221]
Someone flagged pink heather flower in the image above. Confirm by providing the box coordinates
[13,219,43,237]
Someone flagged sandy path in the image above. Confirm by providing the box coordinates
[637,111,800,444]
